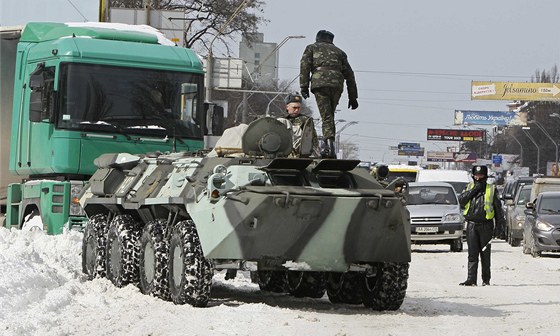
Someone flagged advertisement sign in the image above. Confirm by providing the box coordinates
[426,151,455,162]
[472,81,560,101]
[398,148,424,156]
[454,110,527,126]
[427,129,485,141]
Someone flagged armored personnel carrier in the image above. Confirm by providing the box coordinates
[80,117,411,310]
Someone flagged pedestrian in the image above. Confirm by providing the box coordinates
[299,30,358,158]
[458,165,506,286]
[278,93,320,157]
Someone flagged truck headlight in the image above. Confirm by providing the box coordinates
[70,183,86,216]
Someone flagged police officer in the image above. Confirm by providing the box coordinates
[280,93,320,157]
[458,165,505,286]
[299,30,358,158]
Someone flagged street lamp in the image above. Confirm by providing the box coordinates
[205,0,250,103]
[252,35,305,77]
[336,121,358,158]
[522,126,541,175]
[507,128,524,167]
[528,120,558,172]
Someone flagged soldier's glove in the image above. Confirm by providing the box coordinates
[301,87,309,99]
[348,99,359,110]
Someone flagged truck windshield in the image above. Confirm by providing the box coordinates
[57,63,204,139]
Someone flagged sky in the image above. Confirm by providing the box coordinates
[256,0,560,164]
[3,0,560,164]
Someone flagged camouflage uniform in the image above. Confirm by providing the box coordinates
[300,31,358,142]
[284,114,320,157]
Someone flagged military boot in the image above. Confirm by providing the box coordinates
[321,138,336,159]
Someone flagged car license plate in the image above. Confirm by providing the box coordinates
[416,226,438,233]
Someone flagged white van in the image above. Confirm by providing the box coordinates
[530,177,560,201]
[415,169,472,194]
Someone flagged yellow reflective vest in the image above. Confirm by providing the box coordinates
[463,183,495,220]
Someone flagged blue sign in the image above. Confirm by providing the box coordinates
[454,110,527,126]
[492,154,503,164]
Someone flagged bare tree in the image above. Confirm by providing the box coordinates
[109,0,267,54]
[340,140,360,159]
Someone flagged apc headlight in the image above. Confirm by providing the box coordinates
[443,213,462,222]
[536,219,554,232]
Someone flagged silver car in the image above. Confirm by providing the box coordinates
[407,182,464,252]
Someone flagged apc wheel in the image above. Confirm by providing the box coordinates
[511,238,521,247]
[82,214,108,280]
[254,271,287,293]
[168,220,213,307]
[105,214,141,287]
[326,272,363,304]
[286,271,326,298]
[361,262,409,311]
[450,238,463,252]
[139,219,170,300]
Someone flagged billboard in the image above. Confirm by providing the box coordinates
[472,81,560,101]
[454,110,527,126]
[427,129,485,141]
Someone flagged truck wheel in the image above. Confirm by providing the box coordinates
[450,238,463,252]
[254,271,287,293]
[326,272,362,304]
[168,220,213,307]
[286,271,326,298]
[21,210,44,231]
[105,214,141,287]
[139,219,170,300]
[82,214,108,280]
[361,262,409,311]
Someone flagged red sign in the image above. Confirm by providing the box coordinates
[427,128,485,141]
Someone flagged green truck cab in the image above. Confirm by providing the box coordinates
[1,22,219,234]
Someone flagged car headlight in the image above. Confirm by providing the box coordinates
[443,213,462,222]
[536,219,554,231]
[515,214,526,228]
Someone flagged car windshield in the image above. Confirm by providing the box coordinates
[56,63,204,139]
[538,195,560,214]
[407,186,457,205]
[516,188,532,205]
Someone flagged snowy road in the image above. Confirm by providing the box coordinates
[1,227,559,336]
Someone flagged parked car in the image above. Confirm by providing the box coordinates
[415,169,471,194]
[504,184,532,247]
[407,182,464,252]
[501,176,534,202]
[523,191,560,257]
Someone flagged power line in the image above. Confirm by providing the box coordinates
[66,0,89,22]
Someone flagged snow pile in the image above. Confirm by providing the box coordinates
[1,227,560,335]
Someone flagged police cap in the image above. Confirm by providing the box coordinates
[471,165,488,176]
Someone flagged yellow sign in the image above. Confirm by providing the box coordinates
[471,81,560,101]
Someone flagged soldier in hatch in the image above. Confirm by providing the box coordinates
[278,93,320,157]
[299,30,359,158]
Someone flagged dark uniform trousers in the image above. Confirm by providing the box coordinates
[313,87,342,140]
[465,220,494,283]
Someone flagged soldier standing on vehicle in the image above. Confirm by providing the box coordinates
[458,165,506,286]
[278,93,320,157]
[299,30,358,158]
